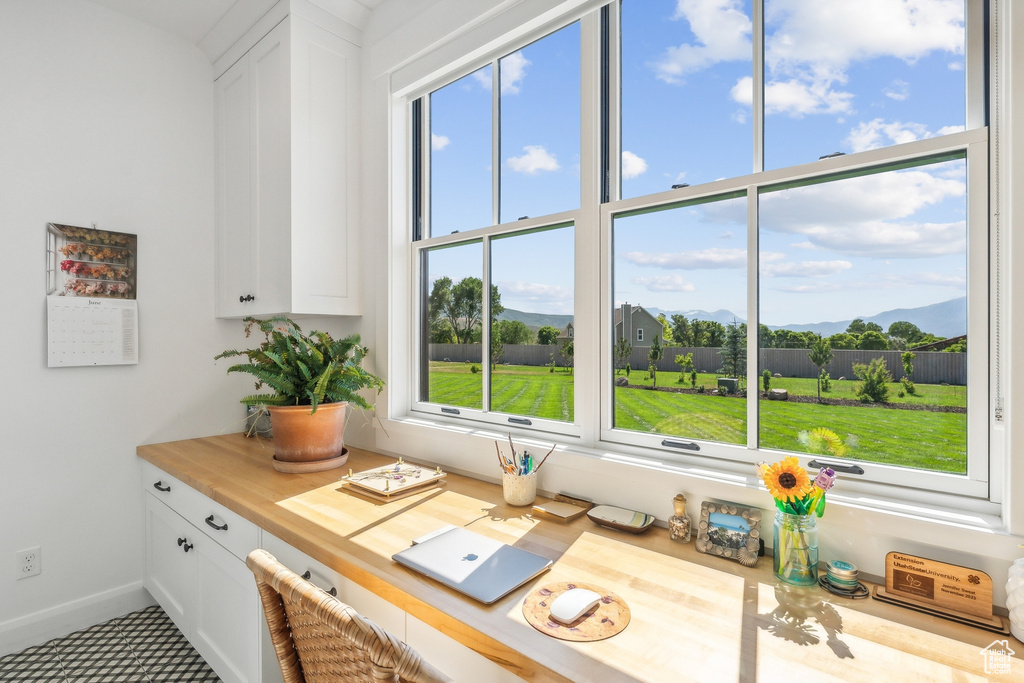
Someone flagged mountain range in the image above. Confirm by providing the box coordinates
[500,297,967,339]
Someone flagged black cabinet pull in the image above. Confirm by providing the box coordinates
[153,482,171,492]
[301,570,337,596]
[808,459,865,475]
[177,537,193,552]
[205,515,228,531]
[239,294,255,303]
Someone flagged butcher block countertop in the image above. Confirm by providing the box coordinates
[138,434,1022,682]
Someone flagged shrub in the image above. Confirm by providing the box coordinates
[470,364,480,374]
[762,369,772,393]
[696,385,706,394]
[690,369,697,388]
[853,357,892,403]
[900,376,916,396]
[820,370,832,393]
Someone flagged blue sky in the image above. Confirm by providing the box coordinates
[429,0,968,330]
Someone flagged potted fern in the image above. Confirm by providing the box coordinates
[215,316,384,472]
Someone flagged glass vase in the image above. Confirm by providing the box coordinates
[773,511,818,586]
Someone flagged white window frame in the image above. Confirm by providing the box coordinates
[635,327,642,342]
[388,0,999,512]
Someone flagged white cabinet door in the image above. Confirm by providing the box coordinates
[192,536,261,683]
[143,494,193,637]
[249,19,291,316]
[288,17,361,316]
[214,51,255,318]
[213,15,361,318]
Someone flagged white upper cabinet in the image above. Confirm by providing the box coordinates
[215,10,361,317]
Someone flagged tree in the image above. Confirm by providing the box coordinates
[853,357,892,403]
[648,334,663,387]
[807,335,834,402]
[718,321,746,380]
[888,321,923,345]
[495,320,533,345]
[559,338,574,373]
[857,330,889,350]
[864,321,883,333]
[427,276,504,344]
[900,350,917,395]
[656,313,672,341]
[759,324,775,349]
[705,321,726,347]
[689,319,708,347]
[670,314,692,346]
[827,332,858,350]
[846,318,867,335]
[537,325,560,345]
[675,353,694,383]
[615,337,633,374]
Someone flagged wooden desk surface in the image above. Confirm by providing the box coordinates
[138,434,1023,682]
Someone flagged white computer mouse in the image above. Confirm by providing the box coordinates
[549,587,601,624]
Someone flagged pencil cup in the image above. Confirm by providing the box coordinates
[502,471,537,506]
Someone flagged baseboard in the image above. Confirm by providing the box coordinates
[0,581,155,657]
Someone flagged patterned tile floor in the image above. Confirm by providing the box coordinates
[0,605,219,682]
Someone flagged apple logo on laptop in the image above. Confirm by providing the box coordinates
[462,553,478,562]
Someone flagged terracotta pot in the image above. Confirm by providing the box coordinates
[267,402,348,463]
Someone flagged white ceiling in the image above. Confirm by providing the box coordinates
[86,0,383,54]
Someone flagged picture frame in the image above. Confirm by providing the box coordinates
[694,500,761,567]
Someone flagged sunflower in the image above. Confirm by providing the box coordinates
[763,456,812,502]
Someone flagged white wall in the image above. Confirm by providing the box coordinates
[360,0,1024,608]
[0,0,269,655]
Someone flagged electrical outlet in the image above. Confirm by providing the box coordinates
[17,547,40,579]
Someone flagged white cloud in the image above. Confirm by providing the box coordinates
[772,282,847,293]
[633,274,696,292]
[471,69,491,90]
[732,76,855,117]
[431,133,450,151]
[733,0,965,119]
[761,260,853,277]
[499,51,531,95]
[718,231,734,240]
[884,79,910,101]
[506,146,559,174]
[499,281,573,303]
[844,119,963,153]
[650,0,752,85]
[948,61,964,71]
[623,248,747,269]
[622,151,648,180]
[759,164,967,258]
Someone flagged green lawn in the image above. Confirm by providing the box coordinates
[427,362,967,474]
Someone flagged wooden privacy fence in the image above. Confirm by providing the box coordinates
[430,344,966,385]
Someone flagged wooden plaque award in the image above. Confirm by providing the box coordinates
[872,551,1008,633]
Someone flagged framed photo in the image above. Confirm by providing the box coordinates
[694,500,761,567]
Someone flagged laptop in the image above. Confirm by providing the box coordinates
[392,526,553,604]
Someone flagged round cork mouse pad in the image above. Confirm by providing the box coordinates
[522,582,630,642]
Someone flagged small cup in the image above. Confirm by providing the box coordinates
[502,471,537,506]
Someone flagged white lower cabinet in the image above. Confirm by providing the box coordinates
[142,465,269,683]
[143,468,525,682]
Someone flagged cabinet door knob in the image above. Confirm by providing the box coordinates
[153,482,171,492]
[239,294,255,302]
[205,515,228,531]
[177,537,193,552]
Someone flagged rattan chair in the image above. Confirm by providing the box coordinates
[247,549,453,683]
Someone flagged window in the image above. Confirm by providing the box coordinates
[412,25,581,432]
[403,0,991,500]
